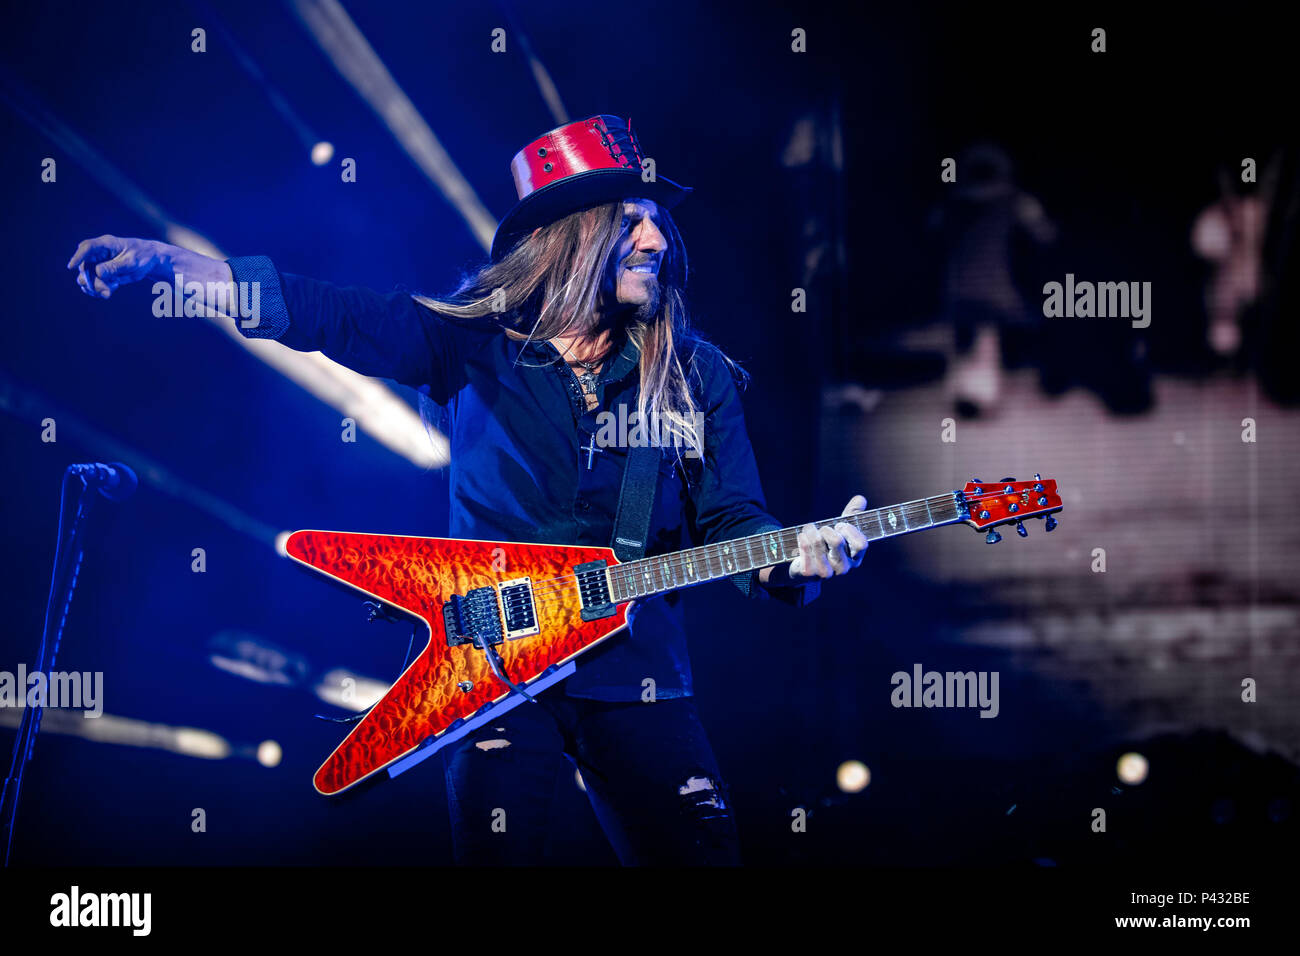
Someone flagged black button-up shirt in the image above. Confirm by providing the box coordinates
[228,256,816,700]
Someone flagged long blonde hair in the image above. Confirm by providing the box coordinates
[413,200,731,458]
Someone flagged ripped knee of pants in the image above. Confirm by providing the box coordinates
[677,773,731,819]
[474,728,512,751]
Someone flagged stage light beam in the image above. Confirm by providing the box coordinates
[291,0,499,250]
[0,72,448,470]
[315,669,390,711]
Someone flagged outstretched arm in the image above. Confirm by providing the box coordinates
[66,236,487,400]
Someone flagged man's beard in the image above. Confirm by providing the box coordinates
[633,279,661,321]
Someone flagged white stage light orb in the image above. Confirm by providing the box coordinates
[836,760,871,793]
[257,740,283,768]
[1117,751,1148,785]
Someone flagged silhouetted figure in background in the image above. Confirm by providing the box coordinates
[1192,167,1271,362]
[1256,147,1300,405]
[929,143,1056,417]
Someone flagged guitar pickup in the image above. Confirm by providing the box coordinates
[443,587,504,648]
[574,560,616,621]
[499,577,540,639]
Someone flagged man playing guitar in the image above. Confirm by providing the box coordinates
[67,115,870,865]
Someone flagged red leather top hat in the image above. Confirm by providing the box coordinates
[490,114,692,260]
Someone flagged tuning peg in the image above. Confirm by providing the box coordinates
[971,477,984,483]
[1000,476,1016,482]
[979,510,991,520]
[1044,515,1058,532]
[985,529,1002,544]
[1015,521,1028,538]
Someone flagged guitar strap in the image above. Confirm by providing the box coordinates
[610,442,660,562]
[512,443,660,773]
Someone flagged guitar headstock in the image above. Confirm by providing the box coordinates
[959,475,1062,542]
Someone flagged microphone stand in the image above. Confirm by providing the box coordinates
[1,468,97,867]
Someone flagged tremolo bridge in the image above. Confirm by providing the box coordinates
[443,577,540,647]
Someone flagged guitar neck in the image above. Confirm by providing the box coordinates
[606,490,967,602]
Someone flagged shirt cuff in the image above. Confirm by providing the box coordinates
[732,567,821,607]
[226,255,290,340]
[729,523,821,607]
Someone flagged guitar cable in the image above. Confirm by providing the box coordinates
[476,638,594,780]
[477,637,538,705]
[311,608,595,783]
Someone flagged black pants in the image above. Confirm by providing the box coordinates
[440,688,740,865]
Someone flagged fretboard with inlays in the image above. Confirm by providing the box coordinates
[606,492,966,602]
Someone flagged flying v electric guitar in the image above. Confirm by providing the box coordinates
[285,476,1063,795]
